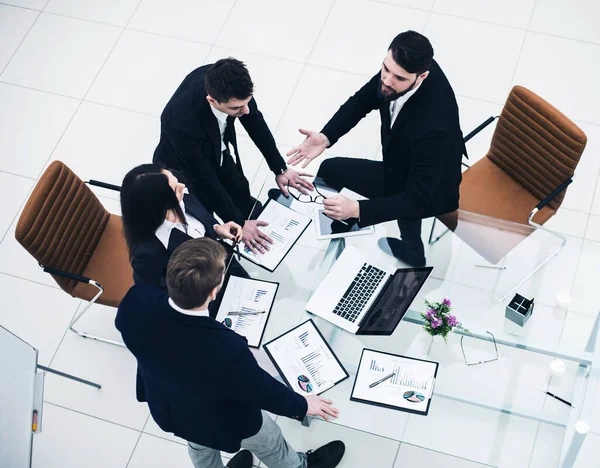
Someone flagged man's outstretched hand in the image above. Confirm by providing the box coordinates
[286,128,329,168]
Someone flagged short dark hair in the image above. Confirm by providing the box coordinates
[388,31,434,76]
[120,164,187,253]
[166,238,227,309]
[205,58,254,103]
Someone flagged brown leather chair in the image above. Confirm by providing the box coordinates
[15,161,133,346]
[430,86,587,299]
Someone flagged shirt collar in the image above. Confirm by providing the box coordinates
[154,189,189,249]
[390,82,421,108]
[209,103,229,125]
[168,297,210,317]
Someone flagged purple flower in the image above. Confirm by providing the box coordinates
[447,315,459,327]
[430,317,442,329]
[426,309,437,320]
[442,298,452,307]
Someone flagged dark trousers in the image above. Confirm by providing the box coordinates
[317,157,424,258]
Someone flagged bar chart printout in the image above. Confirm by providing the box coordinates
[352,349,437,414]
[264,320,348,396]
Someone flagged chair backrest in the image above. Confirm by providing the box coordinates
[15,161,110,294]
[487,86,587,211]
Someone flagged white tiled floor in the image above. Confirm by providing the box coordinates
[1,1,599,467]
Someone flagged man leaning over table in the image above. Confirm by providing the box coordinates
[116,237,346,468]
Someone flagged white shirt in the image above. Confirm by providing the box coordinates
[154,189,207,249]
[168,297,210,317]
[389,83,421,128]
[210,104,229,166]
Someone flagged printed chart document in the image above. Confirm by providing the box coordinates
[351,349,438,415]
[239,200,311,272]
[215,276,278,348]
[263,320,349,396]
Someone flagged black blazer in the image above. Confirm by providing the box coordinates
[153,64,287,225]
[116,284,308,452]
[321,60,465,226]
[131,193,218,289]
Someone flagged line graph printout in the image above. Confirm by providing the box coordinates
[215,276,278,347]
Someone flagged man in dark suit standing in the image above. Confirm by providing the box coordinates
[154,58,313,254]
[116,238,345,468]
[287,31,465,266]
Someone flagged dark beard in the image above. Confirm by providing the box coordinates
[380,76,418,102]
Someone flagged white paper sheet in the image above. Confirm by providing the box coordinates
[215,276,278,347]
[240,201,311,271]
[352,349,436,413]
[264,321,348,396]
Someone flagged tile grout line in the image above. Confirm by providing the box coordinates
[0,169,36,181]
[0,7,42,77]
[507,0,538,93]
[43,401,146,433]
[125,414,151,467]
[205,0,238,56]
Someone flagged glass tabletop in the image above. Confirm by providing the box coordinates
[230,173,600,468]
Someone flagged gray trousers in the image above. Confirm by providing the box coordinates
[187,412,307,468]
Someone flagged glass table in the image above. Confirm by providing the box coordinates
[231,174,599,468]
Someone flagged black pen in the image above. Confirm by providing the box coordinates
[369,373,395,388]
[544,391,573,407]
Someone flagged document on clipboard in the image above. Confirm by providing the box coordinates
[263,320,349,396]
[215,276,278,348]
[350,349,438,415]
[238,200,311,272]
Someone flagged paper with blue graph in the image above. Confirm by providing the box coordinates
[215,276,279,347]
[263,320,349,396]
[351,348,438,415]
[237,200,311,272]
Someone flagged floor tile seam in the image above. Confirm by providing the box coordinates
[42,400,146,432]
[0,169,36,181]
[140,430,187,447]
[507,0,537,91]
[0,2,43,12]
[199,0,237,59]
[0,268,60,291]
[125,422,146,468]
[35,8,126,28]
[398,441,497,467]
[270,0,337,135]
[44,298,81,374]
[0,7,42,77]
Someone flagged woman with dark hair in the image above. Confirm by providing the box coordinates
[121,164,246,294]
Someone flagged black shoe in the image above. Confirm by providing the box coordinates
[384,237,426,267]
[306,440,345,468]
[226,449,252,468]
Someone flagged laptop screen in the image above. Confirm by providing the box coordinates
[358,267,433,335]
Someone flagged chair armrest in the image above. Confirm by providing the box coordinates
[40,265,95,285]
[464,116,498,143]
[86,180,121,192]
[528,178,574,223]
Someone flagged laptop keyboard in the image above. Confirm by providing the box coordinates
[332,263,386,323]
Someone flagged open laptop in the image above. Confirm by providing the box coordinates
[306,246,433,335]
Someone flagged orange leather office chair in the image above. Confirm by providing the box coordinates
[430,86,587,300]
[15,161,133,346]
